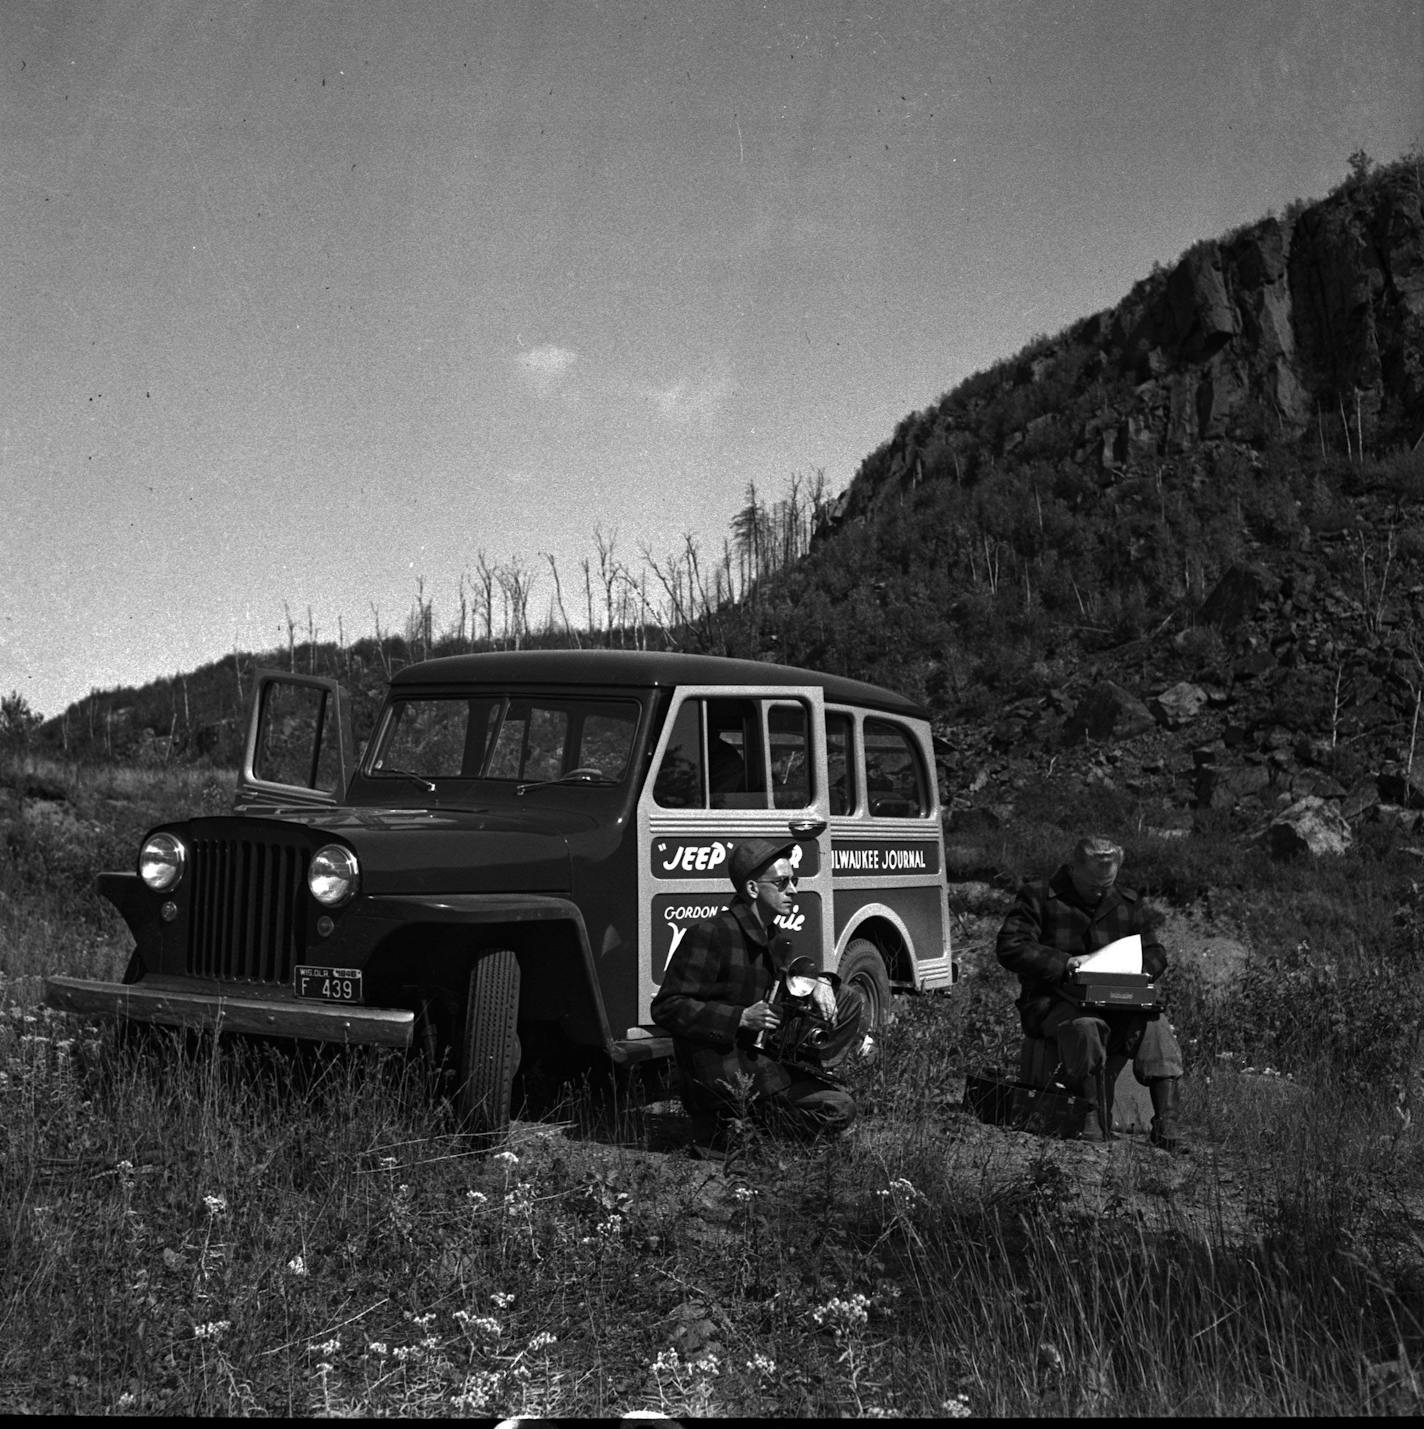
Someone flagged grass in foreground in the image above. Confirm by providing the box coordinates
[3,755,1423,1413]
[2,990,1422,1417]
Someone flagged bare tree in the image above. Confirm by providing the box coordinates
[641,542,689,643]
[283,601,298,672]
[455,573,470,651]
[542,552,580,647]
[581,555,596,639]
[593,524,621,646]
[405,576,434,661]
[370,603,392,679]
[682,531,724,652]
[337,613,349,681]
[473,551,496,644]
[495,556,537,649]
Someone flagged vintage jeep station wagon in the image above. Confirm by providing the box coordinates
[46,651,955,1131]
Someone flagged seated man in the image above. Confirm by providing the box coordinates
[996,834,1187,1150]
[651,837,865,1158]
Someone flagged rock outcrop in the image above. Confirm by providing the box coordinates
[824,160,1424,532]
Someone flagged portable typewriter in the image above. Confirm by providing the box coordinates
[1061,971,1163,1012]
[1060,934,1163,1012]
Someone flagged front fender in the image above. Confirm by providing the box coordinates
[366,894,614,1054]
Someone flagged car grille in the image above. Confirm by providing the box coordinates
[187,835,307,984]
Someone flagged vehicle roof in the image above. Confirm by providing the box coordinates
[392,649,928,719]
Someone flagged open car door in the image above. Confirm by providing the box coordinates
[234,670,356,812]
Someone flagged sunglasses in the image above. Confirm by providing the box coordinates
[758,874,798,890]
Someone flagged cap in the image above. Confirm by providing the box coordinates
[730,837,797,889]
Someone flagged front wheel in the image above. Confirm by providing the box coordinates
[456,948,522,1141]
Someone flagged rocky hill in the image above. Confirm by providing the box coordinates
[826,155,1424,525]
[24,156,1424,863]
[749,153,1424,855]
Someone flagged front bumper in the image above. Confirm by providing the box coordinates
[44,975,415,1048]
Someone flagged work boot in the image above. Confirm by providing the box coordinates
[1102,1054,1129,1135]
[1075,1075,1107,1142]
[1149,1077,1187,1152]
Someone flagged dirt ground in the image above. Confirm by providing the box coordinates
[485,888,1281,1257]
[493,1058,1310,1267]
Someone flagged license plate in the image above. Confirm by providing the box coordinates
[295,966,362,1002]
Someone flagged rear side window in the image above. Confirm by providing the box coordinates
[769,702,810,809]
[863,718,929,818]
[826,711,856,815]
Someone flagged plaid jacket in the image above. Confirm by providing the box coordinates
[650,898,794,1100]
[996,865,1166,1028]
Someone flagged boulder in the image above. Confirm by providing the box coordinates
[1377,768,1424,809]
[1065,681,1155,743]
[1150,681,1208,728]
[1200,564,1280,631]
[1340,779,1382,820]
[1265,796,1353,858]
[1196,761,1273,809]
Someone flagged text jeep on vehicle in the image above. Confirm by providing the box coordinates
[46,650,955,1132]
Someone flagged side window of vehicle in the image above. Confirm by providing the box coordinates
[826,711,856,815]
[653,701,703,807]
[769,702,812,809]
[706,698,763,807]
[653,697,811,809]
[863,718,928,818]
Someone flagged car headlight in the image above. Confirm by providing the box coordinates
[139,832,187,891]
[308,844,360,907]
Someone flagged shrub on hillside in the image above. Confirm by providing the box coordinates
[1227,913,1424,1088]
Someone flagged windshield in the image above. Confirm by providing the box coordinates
[368,694,641,785]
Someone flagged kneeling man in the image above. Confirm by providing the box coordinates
[652,837,865,1158]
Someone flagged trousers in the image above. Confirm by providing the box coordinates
[1039,998,1184,1087]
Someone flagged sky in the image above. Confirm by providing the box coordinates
[3,1,1421,721]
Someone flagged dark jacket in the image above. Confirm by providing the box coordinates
[650,898,794,1100]
[996,865,1166,1035]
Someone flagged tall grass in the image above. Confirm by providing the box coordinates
[2,759,1423,1414]
[3,991,1422,1415]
